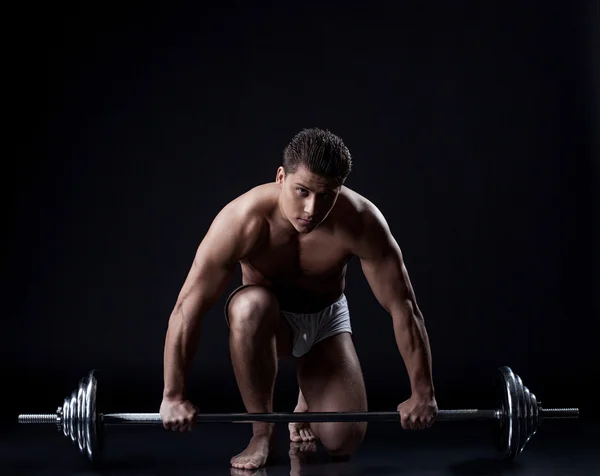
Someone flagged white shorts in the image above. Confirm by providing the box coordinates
[225,286,353,358]
[281,294,352,357]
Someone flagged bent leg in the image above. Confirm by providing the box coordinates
[226,285,293,468]
[297,332,368,458]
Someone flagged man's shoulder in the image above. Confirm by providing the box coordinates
[336,186,383,227]
[217,183,276,234]
[227,183,278,216]
[196,185,274,264]
[334,187,392,254]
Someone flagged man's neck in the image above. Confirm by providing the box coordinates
[274,193,300,237]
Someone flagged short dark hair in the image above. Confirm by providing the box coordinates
[282,128,352,185]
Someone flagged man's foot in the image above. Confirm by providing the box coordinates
[289,394,317,442]
[230,434,275,470]
[289,441,319,476]
[289,440,318,456]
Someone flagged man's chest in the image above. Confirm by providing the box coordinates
[245,230,352,281]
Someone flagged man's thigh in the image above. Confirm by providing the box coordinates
[296,332,368,446]
[224,284,294,359]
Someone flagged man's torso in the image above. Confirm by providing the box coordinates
[236,183,366,313]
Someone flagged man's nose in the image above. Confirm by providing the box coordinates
[304,197,316,217]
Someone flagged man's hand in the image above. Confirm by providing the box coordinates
[397,395,438,430]
[160,397,199,432]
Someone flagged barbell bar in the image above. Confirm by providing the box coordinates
[17,366,578,464]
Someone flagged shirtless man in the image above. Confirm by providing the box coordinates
[159,128,438,470]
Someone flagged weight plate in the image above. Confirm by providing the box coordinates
[513,374,526,457]
[84,371,100,463]
[62,397,69,437]
[493,368,509,456]
[77,380,86,453]
[494,366,520,459]
[69,391,77,443]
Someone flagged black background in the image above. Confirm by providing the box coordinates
[6,1,599,426]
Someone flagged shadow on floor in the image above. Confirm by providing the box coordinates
[448,458,521,476]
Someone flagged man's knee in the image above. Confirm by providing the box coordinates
[227,286,280,333]
[316,422,367,458]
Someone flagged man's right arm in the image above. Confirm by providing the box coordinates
[162,201,263,400]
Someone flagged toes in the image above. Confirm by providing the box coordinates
[290,423,317,443]
[289,426,302,441]
[231,461,258,470]
[231,455,265,470]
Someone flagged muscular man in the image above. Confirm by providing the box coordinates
[159,128,438,470]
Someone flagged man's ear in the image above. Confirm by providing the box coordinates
[275,166,286,185]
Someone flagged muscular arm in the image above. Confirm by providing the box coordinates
[355,203,435,398]
[163,201,264,399]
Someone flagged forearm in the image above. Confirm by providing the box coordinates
[162,298,209,399]
[391,301,434,398]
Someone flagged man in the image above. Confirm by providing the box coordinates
[159,128,438,470]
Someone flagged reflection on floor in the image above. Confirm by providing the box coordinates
[1,419,598,475]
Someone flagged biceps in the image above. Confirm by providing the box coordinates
[177,254,235,310]
[174,230,239,313]
[361,254,413,315]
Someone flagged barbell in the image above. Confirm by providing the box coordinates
[17,366,578,464]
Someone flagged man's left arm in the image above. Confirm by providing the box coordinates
[354,203,437,427]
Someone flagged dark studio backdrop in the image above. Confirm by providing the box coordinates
[5,0,599,430]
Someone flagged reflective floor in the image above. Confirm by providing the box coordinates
[1,419,597,475]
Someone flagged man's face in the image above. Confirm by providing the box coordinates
[276,165,342,233]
